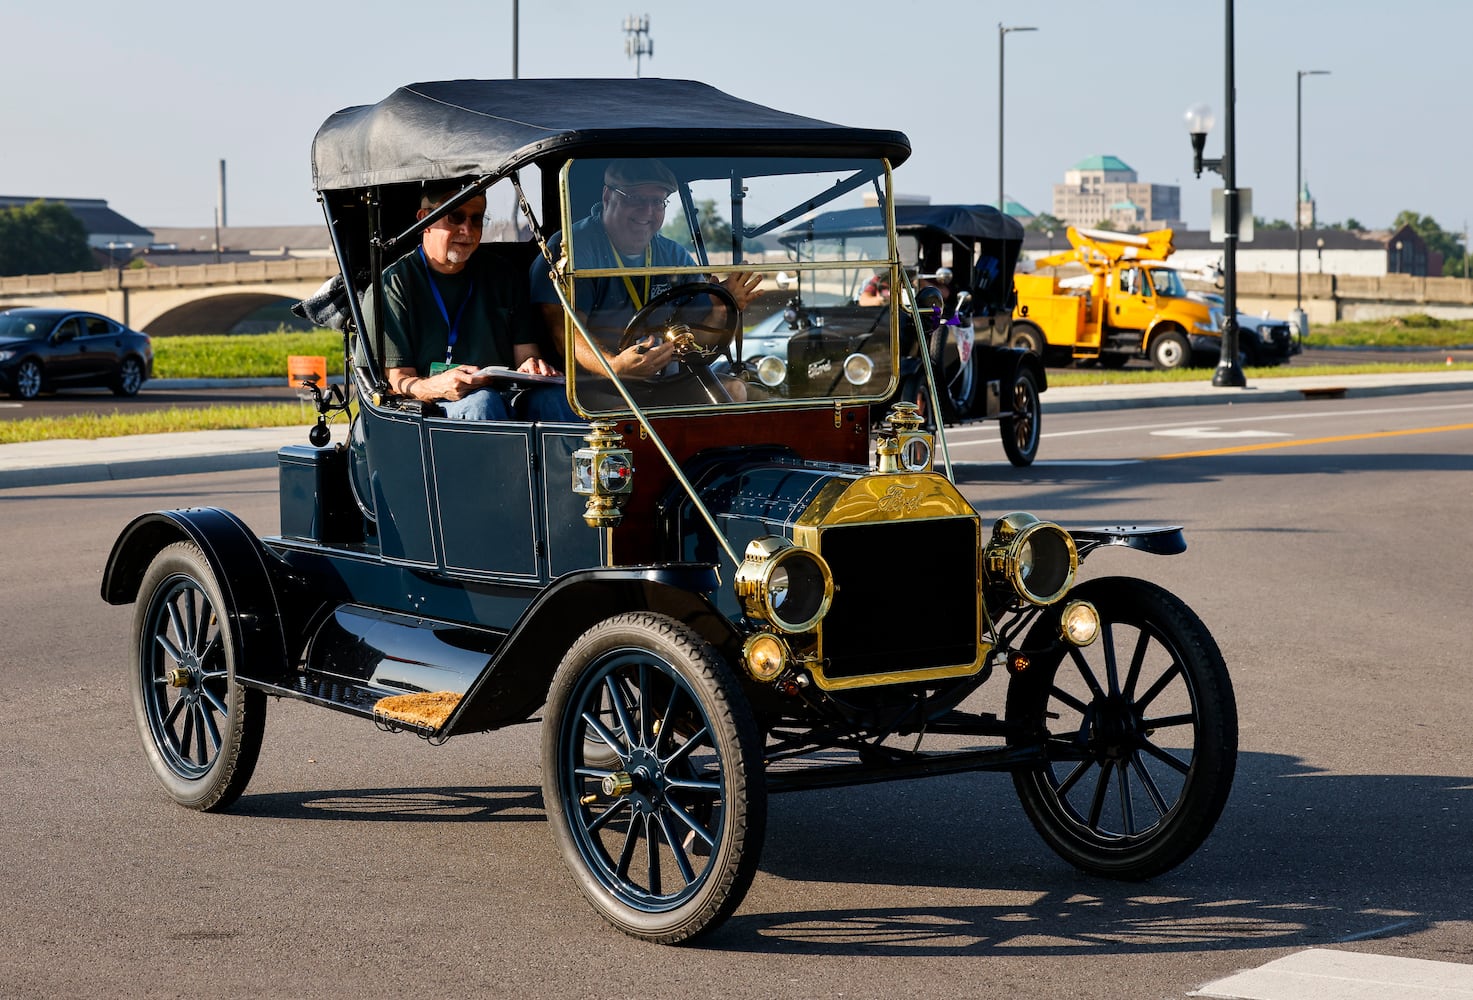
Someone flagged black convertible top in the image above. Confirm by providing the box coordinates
[791,204,1025,244]
[312,78,911,191]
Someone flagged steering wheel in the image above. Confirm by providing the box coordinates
[618,281,740,363]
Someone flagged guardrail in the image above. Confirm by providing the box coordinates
[0,257,338,295]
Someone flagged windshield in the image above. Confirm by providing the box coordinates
[547,156,901,417]
[1148,267,1187,298]
[0,314,45,339]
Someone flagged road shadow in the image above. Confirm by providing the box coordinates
[700,751,1470,956]
[233,784,544,823]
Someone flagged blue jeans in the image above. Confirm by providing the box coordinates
[515,386,582,423]
[439,388,511,421]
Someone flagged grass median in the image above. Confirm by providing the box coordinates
[2,320,1470,446]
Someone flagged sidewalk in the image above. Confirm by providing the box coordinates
[2,370,1470,489]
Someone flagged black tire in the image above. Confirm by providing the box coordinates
[542,612,766,944]
[1009,322,1045,357]
[10,358,42,400]
[112,356,145,396]
[131,541,266,811]
[1005,577,1237,880]
[1148,330,1190,371]
[1000,368,1042,467]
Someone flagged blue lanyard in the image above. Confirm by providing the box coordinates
[419,247,474,363]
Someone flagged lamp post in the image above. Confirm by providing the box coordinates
[1295,69,1330,338]
[511,0,519,78]
[1184,1,1245,388]
[623,14,652,78]
[998,23,1037,214]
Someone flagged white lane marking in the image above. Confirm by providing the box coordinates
[1153,427,1292,440]
[1193,947,1473,999]
[943,401,1473,444]
[949,459,1142,468]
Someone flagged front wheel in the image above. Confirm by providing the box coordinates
[1149,331,1190,371]
[542,612,766,944]
[1005,577,1237,879]
[1000,368,1041,467]
[131,541,266,810]
[10,358,42,399]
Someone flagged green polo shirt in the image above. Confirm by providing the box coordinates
[365,247,540,373]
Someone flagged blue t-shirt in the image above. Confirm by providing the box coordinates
[529,207,698,347]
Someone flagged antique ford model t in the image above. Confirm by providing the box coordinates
[101,80,1237,944]
[741,203,1043,465]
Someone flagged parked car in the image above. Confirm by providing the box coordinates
[102,78,1237,945]
[1186,291,1302,366]
[740,204,1044,465]
[0,307,153,399]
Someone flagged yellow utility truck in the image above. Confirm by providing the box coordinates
[1010,227,1221,370]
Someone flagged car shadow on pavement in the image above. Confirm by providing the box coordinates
[232,784,545,823]
[702,750,1467,957]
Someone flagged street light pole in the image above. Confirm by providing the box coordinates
[998,23,1037,214]
[511,0,519,78]
[1295,69,1329,337]
[1184,0,1245,388]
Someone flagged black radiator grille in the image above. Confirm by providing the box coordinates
[817,517,980,679]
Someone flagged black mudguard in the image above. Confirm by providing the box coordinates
[100,507,292,684]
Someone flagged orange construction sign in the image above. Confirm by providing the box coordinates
[287,355,327,388]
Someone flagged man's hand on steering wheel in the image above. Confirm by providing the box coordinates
[618,281,741,363]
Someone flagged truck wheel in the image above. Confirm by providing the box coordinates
[1005,577,1237,880]
[542,612,766,944]
[131,541,266,811]
[1010,322,1045,358]
[1149,331,1190,370]
[1000,368,1041,467]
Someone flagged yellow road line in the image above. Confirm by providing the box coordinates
[1153,423,1473,459]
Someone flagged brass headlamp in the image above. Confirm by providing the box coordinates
[983,512,1077,606]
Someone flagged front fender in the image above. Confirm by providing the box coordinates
[446,565,739,735]
[101,508,291,684]
[972,344,1047,418]
[1070,524,1186,562]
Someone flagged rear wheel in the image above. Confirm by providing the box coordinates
[1009,322,1045,357]
[10,358,42,399]
[131,541,266,811]
[112,356,145,396]
[1000,368,1041,467]
[1005,577,1237,879]
[542,612,766,943]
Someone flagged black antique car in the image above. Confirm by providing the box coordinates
[740,204,1042,465]
[101,79,1237,944]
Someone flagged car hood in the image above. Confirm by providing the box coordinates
[0,335,40,349]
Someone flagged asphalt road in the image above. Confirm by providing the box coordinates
[3,345,1470,422]
[1,389,1470,998]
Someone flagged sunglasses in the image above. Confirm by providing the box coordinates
[434,208,485,229]
[609,187,671,212]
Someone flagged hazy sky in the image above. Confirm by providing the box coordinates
[4,1,1467,236]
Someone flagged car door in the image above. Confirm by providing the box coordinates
[74,314,122,385]
[1108,266,1156,333]
[45,317,89,386]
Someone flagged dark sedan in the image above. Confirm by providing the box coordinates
[0,308,153,399]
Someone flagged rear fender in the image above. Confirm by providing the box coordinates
[100,508,291,684]
[447,566,739,734]
[972,344,1047,418]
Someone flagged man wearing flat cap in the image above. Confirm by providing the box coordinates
[529,158,762,401]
